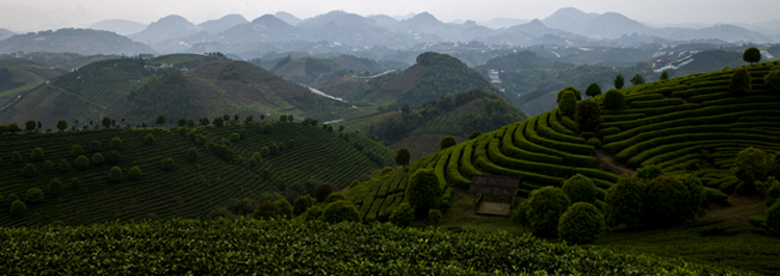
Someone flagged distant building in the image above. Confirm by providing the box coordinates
[488,69,505,92]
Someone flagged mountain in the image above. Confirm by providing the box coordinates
[662,24,774,43]
[274,11,302,26]
[265,54,401,87]
[0,28,155,56]
[129,15,200,45]
[543,8,650,39]
[296,11,413,48]
[483,19,589,46]
[479,18,530,29]
[89,19,147,36]
[197,14,247,34]
[219,14,297,44]
[0,28,14,40]
[367,15,398,27]
[0,59,64,110]
[541,7,599,32]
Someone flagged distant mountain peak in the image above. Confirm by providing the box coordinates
[274,11,302,26]
[411,12,438,23]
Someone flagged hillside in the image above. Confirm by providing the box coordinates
[0,59,65,112]
[0,28,155,56]
[0,122,393,227]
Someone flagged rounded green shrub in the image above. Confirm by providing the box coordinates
[129,166,141,179]
[428,209,442,225]
[614,74,625,89]
[586,137,602,148]
[743,47,761,65]
[408,169,441,214]
[251,152,261,164]
[527,186,570,238]
[576,100,602,131]
[263,123,273,134]
[109,137,122,150]
[58,159,70,172]
[585,82,602,97]
[75,155,90,170]
[320,200,360,223]
[731,147,776,193]
[260,147,270,157]
[293,195,315,216]
[558,202,604,245]
[275,199,293,219]
[69,178,81,189]
[25,188,44,204]
[187,148,199,162]
[644,175,693,226]
[144,133,155,145]
[9,200,26,216]
[313,183,334,203]
[440,136,457,151]
[510,201,531,229]
[230,133,240,142]
[196,135,206,146]
[765,67,780,92]
[12,151,22,163]
[48,178,63,196]
[30,147,44,161]
[637,165,663,180]
[729,68,752,95]
[91,152,105,165]
[109,166,123,183]
[395,148,411,166]
[160,158,174,171]
[42,160,53,172]
[71,145,84,157]
[252,201,279,220]
[659,70,669,80]
[605,175,645,227]
[239,128,247,139]
[269,143,279,155]
[89,140,101,151]
[390,202,414,227]
[323,192,348,204]
[106,150,121,164]
[556,86,582,102]
[562,174,598,204]
[23,163,36,177]
[558,90,577,118]
[5,193,19,206]
[603,89,625,110]
[767,201,780,236]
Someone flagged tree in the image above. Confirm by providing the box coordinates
[428,209,442,225]
[527,186,570,238]
[643,175,694,226]
[766,67,780,92]
[261,147,270,157]
[177,117,187,127]
[25,120,36,132]
[48,178,63,196]
[287,114,294,123]
[408,169,441,214]
[269,143,279,155]
[395,148,411,167]
[324,192,348,204]
[390,202,415,227]
[200,117,210,126]
[614,74,625,89]
[230,133,240,142]
[0,124,7,134]
[25,188,44,203]
[72,145,84,157]
[729,68,752,95]
[293,195,315,216]
[244,115,254,124]
[279,114,287,122]
[187,118,195,127]
[605,175,644,227]
[56,120,68,131]
[637,165,663,180]
[629,74,645,85]
[576,100,602,131]
[556,86,582,103]
[161,158,174,171]
[129,166,141,179]
[75,155,89,170]
[252,201,280,220]
[275,199,293,219]
[440,136,456,151]
[23,163,36,177]
[156,115,166,125]
[558,202,604,245]
[143,133,155,145]
[12,151,22,163]
[223,114,231,122]
[659,70,669,80]
[58,159,70,172]
[69,177,81,189]
[8,122,21,133]
[106,150,121,164]
[10,200,26,216]
[678,174,706,219]
[585,83,602,97]
[603,89,625,110]
[313,183,334,203]
[263,123,273,134]
[30,147,44,161]
[731,147,777,193]
[562,174,598,204]
[187,148,199,162]
[91,152,105,165]
[558,90,577,118]
[102,117,112,129]
[743,47,761,65]
[320,200,360,223]
[89,140,101,151]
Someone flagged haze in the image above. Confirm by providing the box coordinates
[2,0,780,32]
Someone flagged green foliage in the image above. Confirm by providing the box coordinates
[767,202,780,236]
[605,175,645,227]
[230,133,240,142]
[102,117,112,129]
[48,178,63,196]
[279,114,287,122]
[12,151,21,163]
[269,143,279,155]
[395,147,410,166]
[644,175,696,226]
[603,89,625,110]
[75,155,89,170]
[275,199,293,219]
[23,163,36,177]
[109,166,123,183]
[212,117,224,126]
[71,145,84,157]
[510,201,531,229]
[380,167,394,176]
[313,183,334,203]
[144,133,155,145]
[428,209,442,225]
[731,147,777,193]
[239,128,247,139]
[160,158,174,171]
[585,82,602,97]
[586,137,601,148]
[637,165,663,180]
[156,115,166,125]
[110,137,122,150]
[69,178,81,189]
[5,193,19,207]
[527,186,571,238]
[106,150,121,164]
[56,120,68,131]
[558,202,604,245]
[678,175,706,218]
[629,74,645,85]
[129,166,141,179]
[177,117,187,127]
[765,67,780,92]
[320,200,360,223]
[659,70,669,80]
[729,68,752,95]
[187,148,199,162]
[260,147,270,157]
[263,123,273,134]
[293,195,314,217]
[187,118,195,127]
[439,136,456,151]
[389,202,415,227]
[614,74,625,89]
[30,147,44,161]
[556,86,582,103]
[7,123,21,133]
[575,100,601,131]
[252,201,279,220]
[25,120,36,131]
[562,174,597,204]
[9,200,26,216]
[408,169,441,213]
[89,140,101,151]
[323,192,348,205]
[25,188,44,204]
[558,91,577,118]
[743,47,762,65]
[91,152,105,165]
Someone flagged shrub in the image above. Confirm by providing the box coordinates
[767,202,780,236]
[324,192,348,204]
[428,209,442,225]
[91,152,105,165]
[260,147,270,157]
[23,163,36,177]
[637,165,663,180]
[160,158,174,171]
[75,155,89,170]
[556,86,582,102]
[562,174,597,204]
[275,199,293,219]
[320,200,360,223]
[239,128,247,139]
[408,169,441,214]
[71,145,84,157]
[56,120,68,131]
[313,183,334,203]
[603,89,625,110]
[585,82,602,97]
[743,47,761,65]
[614,74,624,89]
[629,74,645,85]
[269,143,279,155]
[0,124,6,134]
[293,195,315,216]
[89,140,101,151]
[576,100,601,131]
[9,200,26,216]
[586,137,601,148]
[25,188,44,204]
[558,202,604,245]
[678,174,705,218]
[395,148,411,166]
[731,147,777,193]
[30,147,44,161]
[69,178,81,189]
[8,122,21,133]
[558,91,577,118]
[605,175,645,227]
[230,133,240,142]
[765,67,780,92]
[252,201,279,220]
[187,118,195,127]
[144,133,155,145]
[469,131,481,139]
[58,159,70,172]
[729,68,752,95]
[42,160,53,172]
[187,148,199,162]
[110,137,122,150]
[390,202,415,227]
[12,151,21,163]
[48,178,63,196]
[510,201,531,230]
[196,135,206,146]
[659,70,669,80]
[644,175,694,226]
[527,186,571,238]
[129,166,141,179]
[106,150,121,164]
[380,167,394,176]
[109,166,123,183]
[440,136,456,150]
[5,193,19,206]
[263,123,273,134]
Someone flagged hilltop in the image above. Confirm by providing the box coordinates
[258,54,405,87]
[0,121,393,227]
[0,59,64,109]
[0,28,155,56]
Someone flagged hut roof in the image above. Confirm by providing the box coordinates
[469,175,520,197]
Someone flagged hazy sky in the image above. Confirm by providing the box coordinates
[2,0,779,32]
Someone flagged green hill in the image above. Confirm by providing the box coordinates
[0,28,155,56]
[0,122,393,227]
[0,59,65,116]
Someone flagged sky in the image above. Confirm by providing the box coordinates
[1,0,779,32]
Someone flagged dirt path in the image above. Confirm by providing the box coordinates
[595,149,636,175]
[704,194,766,223]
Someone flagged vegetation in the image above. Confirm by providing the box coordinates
[558,202,604,245]
[730,68,752,94]
[407,169,441,214]
[395,148,410,166]
[743,47,762,65]
[585,82,602,97]
[614,74,625,89]
[527,186,570,238]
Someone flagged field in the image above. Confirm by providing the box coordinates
[0,122,393,227]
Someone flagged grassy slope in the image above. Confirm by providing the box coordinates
[0,122,393,227]
[0,59,64,108]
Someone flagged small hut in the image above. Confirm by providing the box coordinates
[469,175,521,216]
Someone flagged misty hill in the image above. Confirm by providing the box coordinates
[0,28,14,40]
[274,12,302,26]
[0,59,64,107]
[197,14,248,34]
[0,29,154,56]
[262,54,404,87]
[89,19,147,36]
[128,15,200,45]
